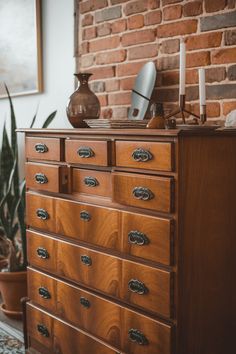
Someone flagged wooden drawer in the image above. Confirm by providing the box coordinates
[25,162,68,193]
[27,303,119,354]
[122,260,172,318]
[121,211,173,265]
[72,168,111,198]
[113,172,173,213]
[116,140,173,171]
[26,137,62,161]
[65,139,110,166]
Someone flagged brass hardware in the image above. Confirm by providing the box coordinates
[128,231,149,246]
[35,143,48,153]
[38,287,51,299]
[36,208,49,220]
[37,324,49,337]
[132,148,153,162]
[35,173,48,184]
[77,146,94,158]
[84,176,99,187]
[132,187,154,201]
[80,297,90,308]
[128,279,148,295]
[80,211,91,222]
[81,255,92,266]
[128,329,148,345]
[37,247,49,259]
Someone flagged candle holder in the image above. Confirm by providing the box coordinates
[200,105,207,124]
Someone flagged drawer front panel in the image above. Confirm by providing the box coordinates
[72,168,112,197]
[26,137,61,161]
[122,260,172,318]
[25,163,61,193]
[116,140,173,172]
[113,172,173,213]
[122,211,173,265]
[65,139,109,166]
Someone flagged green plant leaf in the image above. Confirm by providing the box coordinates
[30,104,39,128]
[4,84,18,156]
[42,110,57,128]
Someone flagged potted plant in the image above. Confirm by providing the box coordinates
[0,85,56,319]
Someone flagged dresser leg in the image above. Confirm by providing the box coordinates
[21,297,30,350]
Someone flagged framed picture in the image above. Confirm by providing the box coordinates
[0,0,43,98]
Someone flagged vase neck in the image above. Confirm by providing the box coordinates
[74,73,92,86]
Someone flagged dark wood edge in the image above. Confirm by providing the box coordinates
[21,296,30,350]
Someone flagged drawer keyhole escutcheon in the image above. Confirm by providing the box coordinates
[84,176,99,187]
[128,231,149,246]
[35,143,48,153]
[132,148,153,162]
[36,209,49,220]
[80,211,91,222]
[37,324,50,337]
[81,255,92,266]
[37,247,49,259]
[128,329,149,345]
[132,187,154,201]
[77,146,94,158]
[128,279,148,295]
[35,173,48,184]
[38,287,51,299]
[80,297,91,308]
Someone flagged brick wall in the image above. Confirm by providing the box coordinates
[76,0,236,121]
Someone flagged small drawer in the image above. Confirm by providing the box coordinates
[113,172,173,213]
[65,139,110,166]
[72,168,111,198]
[116,140,173,171]
[122,260,172,318]
[25,162,68,193]
[121,211,173,265]
[26,137,62,161]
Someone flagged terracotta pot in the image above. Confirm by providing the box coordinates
[0,270,27,319]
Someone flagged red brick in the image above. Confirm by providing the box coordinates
[128,44,158,60]
[105,79,120,92]
[82,27,96,40]
[186,69,198,84]
[90,66,115,80]
[111,0,129,4]
[163,5,182,21]
[120,76,136,90]
[161,71,179,86]
[97,23,111,36]
[186,33,222,51]
[124,0,148,15]
[96,49,126,64]
[112,107,129,119]
[186,51,211,68]
[111,19,127,33]
[89,36,120,52]
[161,38,180,54]
[191,102,220,117]
[148,0,160,9]
[128,15,144,29]
[162,0,183,4]
[80,42,89,55]
[223,101,236,115]
[80,0,108,14]
[97,94,108,107]
[80,54,94,68]
[117,61,146,77]
[157,20,197,38]
[183,1,202,17]
[205,0,226,12]
[211,48,236,64]
[108,92,131,105]
[122,29,156,47]
[144,10,162,25]
[82,14,93,27]
[206,67,226,82]
[101,108,113,119]
[157,55,179,71]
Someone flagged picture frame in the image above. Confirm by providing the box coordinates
[0,0,43,98]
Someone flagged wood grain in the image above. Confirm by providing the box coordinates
[26,162,61,193]
[25,137,62,161]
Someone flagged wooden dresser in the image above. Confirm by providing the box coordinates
[20,128,236,354]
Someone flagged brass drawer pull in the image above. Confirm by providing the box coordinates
[132,148,153,162]
[35,143,48,153]
[38,287,51,299]
[37,247,49,259]
[36,208,49,220]
[37,324,50,337]
[128,231,149,246]
[80,297,90,308]
[128,279,148,295]
[81,255,92,266]
[77,146,94,158]
[132,187,154,201]
[35,173,48,184]
[128,329,148,345]
[84,176,99,187]
[80,211,91,222]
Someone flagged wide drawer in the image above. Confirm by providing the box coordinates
[26,137,62,161]
[113,172,173,213]
[65,139,110,166]
[27,303,118,354]
[28,268,172,354]
[25,162,68,193]
[116,140,173,171]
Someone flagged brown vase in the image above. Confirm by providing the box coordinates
[0,270,27,319]
[66,73,100,128]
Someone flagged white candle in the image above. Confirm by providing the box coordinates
[199,68,206,114]
[179,39,186,95]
